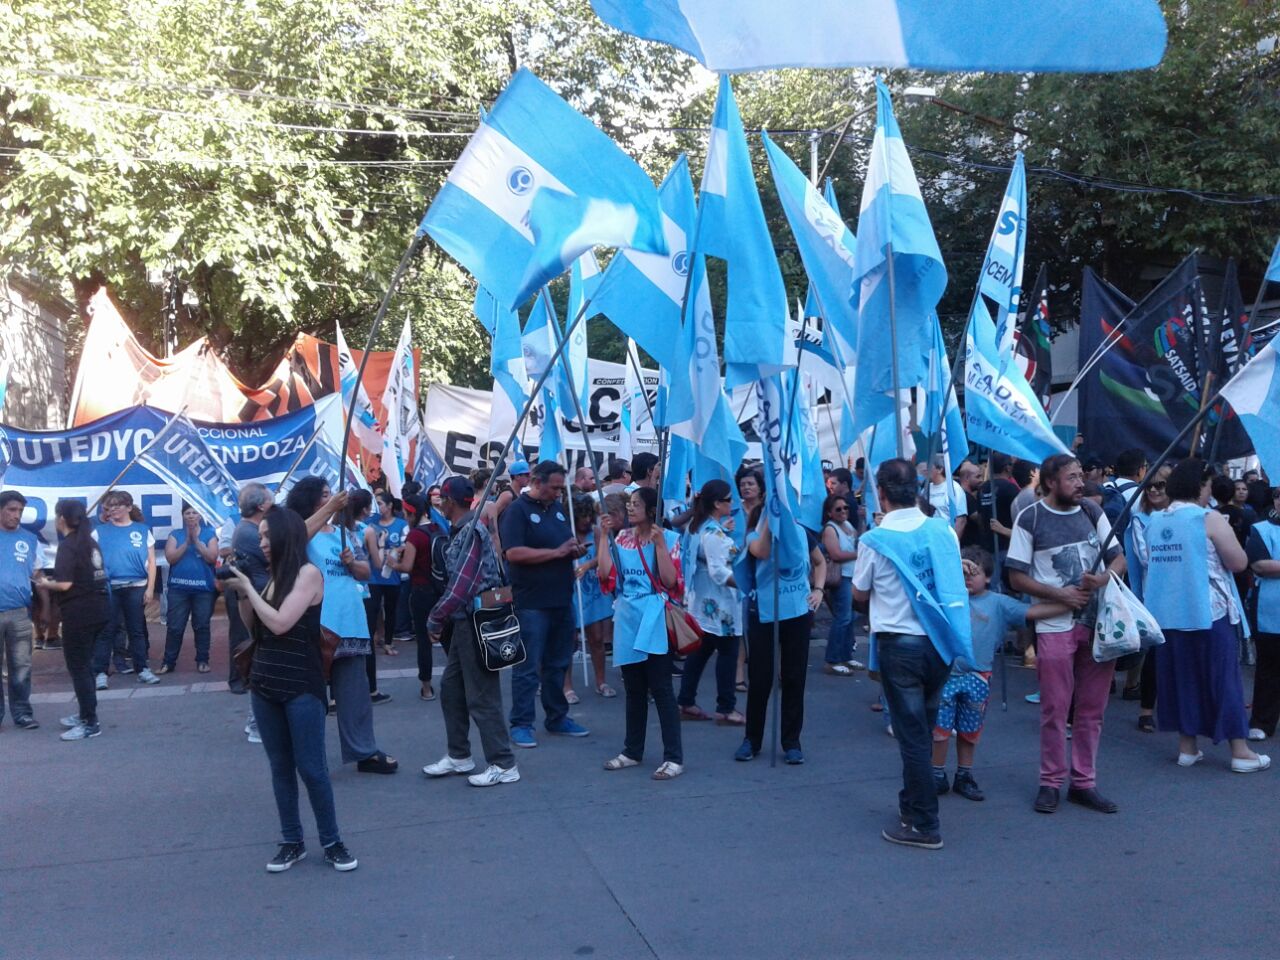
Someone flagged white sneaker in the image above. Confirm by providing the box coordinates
[1248,728,1267,741]
[60,714,82,729]
[60,722,101,741]
[95,673,108,691]
[467,764,520,787]
[423,755,476,777]
[245,719,262,744]
[137,668,160,685]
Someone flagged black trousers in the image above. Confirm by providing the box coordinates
[1251,631,1280,736]
[620,653,682,764]
[62,618,103,726]
[410,584,439,685]
[364,584,400,692]
[1140,647,1158,711]
[745,612,812,752]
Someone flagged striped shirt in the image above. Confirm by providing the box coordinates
[250,602,326,704]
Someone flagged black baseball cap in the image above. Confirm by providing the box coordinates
[440,476,474,504]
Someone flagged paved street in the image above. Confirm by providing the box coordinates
[4,616,1276,960]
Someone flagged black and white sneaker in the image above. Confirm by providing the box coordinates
[266,842,306,873]
[323,842,358,872]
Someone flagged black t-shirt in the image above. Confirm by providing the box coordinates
[53,536,108,626]
[499,492,574,609]
[959,490,987,549]
[980,477,1021,548]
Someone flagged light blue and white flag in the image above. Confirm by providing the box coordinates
[334,321,382,454]
[1220,340,1280,483]
[618,337,645,462]
[753,373,813,573]
[522,290,566,463]
[137,413,241,528]
[699,76,790,388]
[380,318,420,498]
[420,68,667,311]
[921,315,969,473]
[592,158,690,372]
[589,1,1167,73]
[964,298,1069,463]
[852,78,947,437]
[1266,236,1280,285]
[566,251,602,407]
[976,152,1027,358]
[476,285,529,459]
[763,133,858,365]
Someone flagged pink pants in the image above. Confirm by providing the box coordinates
[1037,624,1116,789]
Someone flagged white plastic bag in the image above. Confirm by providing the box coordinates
[1092,571,1165,663]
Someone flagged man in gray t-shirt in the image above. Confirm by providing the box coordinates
[1006,455,1125,817]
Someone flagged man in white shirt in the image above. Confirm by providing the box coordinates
[927,456,968,536]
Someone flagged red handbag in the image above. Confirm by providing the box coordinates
[635,538,704,656]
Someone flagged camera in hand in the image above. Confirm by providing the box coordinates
[215,552,249,581]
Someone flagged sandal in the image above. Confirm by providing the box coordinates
[603,754,640,771]
[1137,714,1155,733]
[652,761,684,781]
[823,663,854,677]
[680,705,712,721]
[197,662,210,674]
[420,684,436,701]
[382,644,399,656]
[714,711,746,726]
[565,689,581,705]
[595,683,618,698]
[735,681,748,693]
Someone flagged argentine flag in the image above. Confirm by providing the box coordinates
[921,315,969,472]
[420,68,667,311]
[523,290,566,463]
[977,152,1027,359]
[1220,341,1280,484]
[476,286,528,460]
[334,321,382,454]
[699,76,790,388]
[589,1,1167,73]
[566,252,602,409]
[380,318,419,498]
[852,78,947,437]
[964,298,1068,463]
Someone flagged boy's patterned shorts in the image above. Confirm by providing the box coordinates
[933,671,991,744]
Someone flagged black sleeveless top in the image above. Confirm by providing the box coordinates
[249,603,327,705]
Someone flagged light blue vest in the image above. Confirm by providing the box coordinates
[1123,512,1150,602]
[1253,520,1280,634]
[1143,506,1243,632]
[307,528,371,640]
[860,517,973,667]
[737,531,812,624]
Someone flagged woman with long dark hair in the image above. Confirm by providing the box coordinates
[37,501,109,740]
[677,480,743,724]
[227,507,357,872]
[1136,458,1268,773]
[286,477,397,775]
[598,487,685,780]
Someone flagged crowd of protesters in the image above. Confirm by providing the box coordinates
[1,439,1275,867]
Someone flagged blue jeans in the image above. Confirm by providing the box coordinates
[251,692,341,847]
[162,590,214,667]
[93,585,149,674]
[677,632,739,714]
[824,577,855,664]
[878,632,951,835]
[0,607,34,722]
[509,605,574,730]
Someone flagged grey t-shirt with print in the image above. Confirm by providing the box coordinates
[1004,498,1119,635]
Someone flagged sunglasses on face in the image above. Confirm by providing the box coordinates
[1149,481,1166,491]
[832,505,848,512]
[716,497,732,504]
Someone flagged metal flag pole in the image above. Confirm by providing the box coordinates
[90,406,189,513]
[337,224,431,549]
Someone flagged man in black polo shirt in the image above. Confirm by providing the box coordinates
[499,460,590,748]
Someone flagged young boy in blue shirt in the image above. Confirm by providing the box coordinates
[932,547,1066,801]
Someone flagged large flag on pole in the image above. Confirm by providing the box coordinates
[419,68,667,310]
[522,290,565,463]
[851,78,947,435]
[978,152,1027,358]
[589,1,1167,73]
[380,318,419,497]
[1219,340,1280,483]
[566,251,602,407]
[137,413,241,528]
[334,321,382,453]
[477,285,529,460]
[922,315,969,471]
[964,299,1068,462]
[618,338,645,462]
[699,76,790,388]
